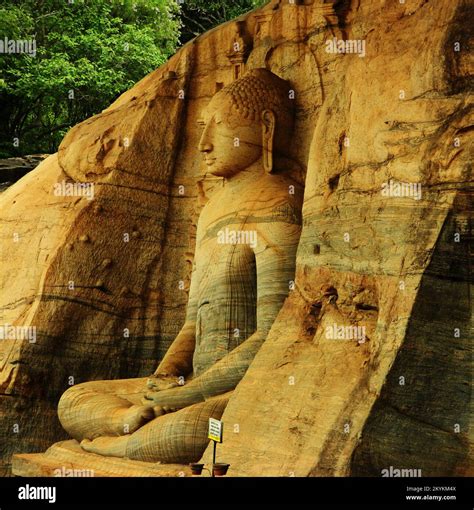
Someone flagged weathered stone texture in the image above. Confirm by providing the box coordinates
[0,0,471,476]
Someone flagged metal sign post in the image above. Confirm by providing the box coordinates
[212,441,217,476]
[208,418,223,477]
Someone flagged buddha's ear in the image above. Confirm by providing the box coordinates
[261,109,276,174]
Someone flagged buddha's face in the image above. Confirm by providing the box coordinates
[198,93,263,178]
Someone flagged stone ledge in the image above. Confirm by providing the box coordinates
[12,440,192,477]
[0,154,49,186]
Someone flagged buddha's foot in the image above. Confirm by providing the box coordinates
[114,404,155,435]
[80,436,129,458]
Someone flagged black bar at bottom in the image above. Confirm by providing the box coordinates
[0,476,472,508]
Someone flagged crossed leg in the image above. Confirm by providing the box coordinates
[59,378,230,463]
[58,377,154,441]
[81,395,229,463]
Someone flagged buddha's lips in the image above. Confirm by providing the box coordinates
[205,158,216,166]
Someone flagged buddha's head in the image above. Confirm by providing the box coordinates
[198,68,295,178]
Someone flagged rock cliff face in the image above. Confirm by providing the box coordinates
[0,0,472,476]
[0,155,49,192]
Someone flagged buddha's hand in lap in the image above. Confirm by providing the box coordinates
[146,374,180,392]
[151,404,178,418]
[143,384,193,415]
[141,379,180,416]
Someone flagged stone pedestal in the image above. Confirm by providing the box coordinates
[12,441,191,478]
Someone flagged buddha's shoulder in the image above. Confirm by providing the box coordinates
[262,172,302,189]
[259,173,304,202]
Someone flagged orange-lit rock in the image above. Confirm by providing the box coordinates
[0,0,471,477]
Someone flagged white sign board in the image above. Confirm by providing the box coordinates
[208,418,223,443]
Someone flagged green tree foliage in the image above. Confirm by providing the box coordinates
[0,0,181,156]
[178,0,267,43]
[0,0,267,157]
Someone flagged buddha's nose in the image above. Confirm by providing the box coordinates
[199,140,213,153]
[198,127,213,153]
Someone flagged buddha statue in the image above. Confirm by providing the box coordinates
[57,68,304,463]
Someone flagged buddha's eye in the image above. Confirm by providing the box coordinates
[197,119,206,128]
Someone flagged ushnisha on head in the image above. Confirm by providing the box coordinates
[198,68,295,178]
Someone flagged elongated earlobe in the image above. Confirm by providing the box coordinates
[262,110,276,174]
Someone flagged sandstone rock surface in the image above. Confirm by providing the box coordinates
[0,0,472,477]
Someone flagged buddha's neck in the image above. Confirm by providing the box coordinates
[223,161,266,193]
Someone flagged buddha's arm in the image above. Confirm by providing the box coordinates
[147,220,302,409]
[153,322,195,378]
[153,258,201,379]
[153,203,213,380]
